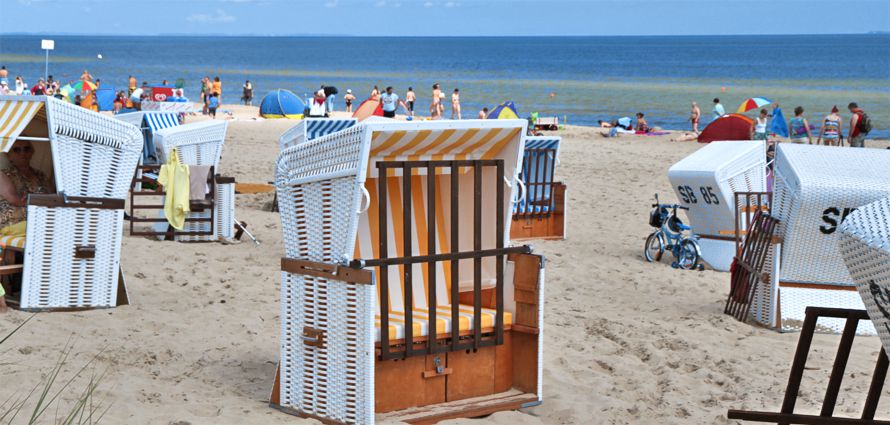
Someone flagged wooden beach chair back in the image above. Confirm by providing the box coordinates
[510,136,567,241]
[128,120,235,242]
[0,95,142,310]
[724,211,779,322]
[668,140,767,271]
[764,144,890,333]
[728,307,889,424]
[273,119,546,424]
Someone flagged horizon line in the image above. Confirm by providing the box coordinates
[1,31,888,38]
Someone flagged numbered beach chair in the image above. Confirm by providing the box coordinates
[0,95,141,310]
[128,120,236,242]
[114,110,180,164]
[510,136,567,240]
[667,140,766,271]
[746,144,890,333]
[278,117,357,151]
[272,119,545,424]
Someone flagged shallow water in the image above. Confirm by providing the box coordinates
[1,34,888,136]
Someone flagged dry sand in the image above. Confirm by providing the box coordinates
[2,105,889,424]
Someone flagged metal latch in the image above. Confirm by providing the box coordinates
[301,327,325,348]
[422,356,452,379]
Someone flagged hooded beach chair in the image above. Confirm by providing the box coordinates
[726,198,890,424]
[732,144,890,332]
[128,120,236,242]
[510,136,567,240]
[114,110,180,164]
[667,140,767,271]
[0,95,141,310]
[278,117,357,151]
[271,119,545,424]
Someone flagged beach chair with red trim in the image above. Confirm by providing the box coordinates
[0,95,141,310]
[271,119,545,424]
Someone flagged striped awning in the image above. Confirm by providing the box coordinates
[0,99,44,152]
[367,126,522,177]
[306,118,356,141]
[145,112,180,133]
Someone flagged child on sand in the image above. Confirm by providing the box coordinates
[208,94,219,119]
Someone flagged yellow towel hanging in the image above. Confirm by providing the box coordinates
[157,148,190,230]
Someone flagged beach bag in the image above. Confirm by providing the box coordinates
[858,111,873,134]
[649,207,666,228]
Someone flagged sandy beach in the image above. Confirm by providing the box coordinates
[2,105,889,425]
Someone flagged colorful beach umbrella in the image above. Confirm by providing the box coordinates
[71,80,97,92]
[736,97,772,113]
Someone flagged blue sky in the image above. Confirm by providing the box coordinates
[1,0,889,36]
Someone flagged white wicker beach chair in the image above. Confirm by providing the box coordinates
[756,144,890,333]
[0,95,142,310]
[129,120,235,242]
[278,118,357,151]
[839,196,890,353]
[114,111,180,164]
[511,136,567,240]
[272,119,545,424]
[667,140,766,271]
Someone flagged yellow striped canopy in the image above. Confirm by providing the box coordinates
[367,125,522,177]
[0,99,44,152]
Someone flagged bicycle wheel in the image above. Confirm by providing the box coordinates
[676,238,702,270]
[644,231,665,262]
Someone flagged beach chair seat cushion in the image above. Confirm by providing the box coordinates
[376,304,512,342]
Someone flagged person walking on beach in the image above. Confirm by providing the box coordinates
[430,83,443,120]
[323,85,338,113]
[789,106,812,144]
[241,80,253,106]
[690,102,701,133]
[817,106,843,146]
[712,98,725,121]
[847,102,871,148]
[344,89,356,113]
[201,77,210,115]
[212,76,222,98]
[379,86,402,118]
[754,109,769,141]
[451,88,461,120]
[405,87,415,116]
[208,94,219,119]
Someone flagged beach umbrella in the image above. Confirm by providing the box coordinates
[71,80,98,92]
[59,84,75,102]
[736,97,772,113]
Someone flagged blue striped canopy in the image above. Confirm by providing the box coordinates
[144,112,180,133]
[514,137,562,215]
[305,118,357,141]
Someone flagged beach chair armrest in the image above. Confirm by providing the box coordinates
[28,194,126,210]
[281,258,373,285]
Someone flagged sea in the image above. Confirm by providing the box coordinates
[1,34,889,137]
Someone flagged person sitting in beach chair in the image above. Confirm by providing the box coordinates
[0,140,56,309]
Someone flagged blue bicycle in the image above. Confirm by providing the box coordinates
[644,194,703,270]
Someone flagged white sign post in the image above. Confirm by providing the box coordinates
[41,39,54,83]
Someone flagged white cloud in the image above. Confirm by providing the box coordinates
[375,0,386,6]
[423,1,433,6]
[445,1,459,7]
[186,8,235,24]
[324,0,338,7]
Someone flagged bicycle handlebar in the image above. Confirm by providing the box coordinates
[652,203,689,210]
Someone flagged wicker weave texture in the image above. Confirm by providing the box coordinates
[170,182,235,242]
[668,141,766,238]
[153,120,227,167]
[773,144,890,285]
[839,196,890,351]
[20,206,122,309]
[276,126,373,424]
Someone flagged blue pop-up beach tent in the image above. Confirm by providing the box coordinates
[95,87,116,112]
[260,89,305,119]
[487,101,520,120]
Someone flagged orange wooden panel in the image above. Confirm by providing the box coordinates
[494,332,514,393]
[511,331,538,394]
[376,355,446,413]
[446,346,496,402]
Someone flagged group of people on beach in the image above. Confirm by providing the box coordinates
[337,83,464,119]
[702,98,873,147]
